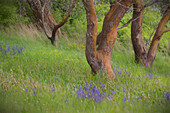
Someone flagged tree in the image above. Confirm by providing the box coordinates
[27,0,62,47]
[131,0,170,67]
[82,0,133,79]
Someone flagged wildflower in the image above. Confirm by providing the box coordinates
[94,93,103,103]
[33,86,37,90]
[25,88,28,92]
[52,84,55,92]
[111,58,113,61]
[33,92,37,96]
[100,82,105,91]
[84,85,90,91]
[0,46,2,51]
[123,87,126,93]
[166,91,170,102]
[7,46,10,51]
[149,73,153,78]
[124,69,127,74]
[18,49,20,53]
[92,85,99,94]
[111,89,116,95]
[123,97,126,102]
[76,85,86,99]
[65,97,68,103]
[109,96,113,101]
[20,47,23,52]
[138,96,142,100]
[4,50,6,54]
[13,52,16,55]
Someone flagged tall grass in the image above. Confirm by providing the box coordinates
[0,25,169,113]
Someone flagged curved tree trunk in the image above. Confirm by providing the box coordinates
[83,0,133,79]
[131,0,147,64]
[131,0,170,67]
[27,0,62,47]
[147,7,170,67]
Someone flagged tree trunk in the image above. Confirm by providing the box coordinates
[27,0,61,47]
[131,0,147,64]
[83,0,133,79]
[131,0,170,67]
[147,7,170,67]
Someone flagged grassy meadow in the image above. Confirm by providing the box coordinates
[0,24,170,113]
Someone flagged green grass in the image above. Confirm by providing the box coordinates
[0,26,169,113]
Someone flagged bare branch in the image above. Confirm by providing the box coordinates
[141,0,159,12]
[118,0,161,30]
[51,0,77,40]
[117,18,132,29]
[160,28,170,35]
[118,15,145,29]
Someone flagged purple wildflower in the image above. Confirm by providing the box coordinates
[52,84,55,92]
[166,91,170,102]
[33,86,37,90]
[26,88,28,92]
[76,85,86,99]
[138,96,142,100]
[111,89,116,95]
[123,87,126,93]
[33,92,36,96]
[20,47,23,52]
[94,93,103,103]
[18,49,20,53]
[100,82,105,90]
[123,97,126,102]
[7,46,10,51]
[111,58,113,61]
[149,73,153,78]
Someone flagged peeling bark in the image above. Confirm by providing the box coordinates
[83,0,133,79]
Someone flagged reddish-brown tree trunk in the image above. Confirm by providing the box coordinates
[147,7,170,67]
[83,0,133,79]
[131,0,170,67]
[27,0,62,47]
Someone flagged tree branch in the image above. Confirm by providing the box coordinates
[140,0,159,12]
[42,0,76,40]
[118,15,144,29]
[117,18,132,29]
[51,0,77,40]
[160,28,170,36]
[118,0,161,30]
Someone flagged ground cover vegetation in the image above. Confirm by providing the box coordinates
[0,0,170,112]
